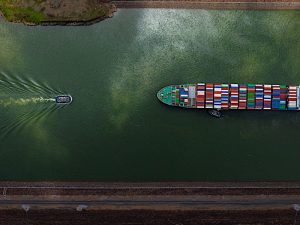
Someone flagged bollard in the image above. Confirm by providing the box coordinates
[22,204,30,212]
[76,205,88,212]
[294,204,300,212]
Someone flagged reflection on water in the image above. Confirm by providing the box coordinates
[0,71,66,140]
[0,25,23,68]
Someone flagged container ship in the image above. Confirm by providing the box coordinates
[157,83,300,111]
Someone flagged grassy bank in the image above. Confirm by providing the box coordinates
[0,0,116,25]
[0,0,44,24]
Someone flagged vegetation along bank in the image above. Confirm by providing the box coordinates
[0,0,116,25]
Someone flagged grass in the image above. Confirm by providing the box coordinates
[0,0,114,24]
[0,0,44,24]
[86,7,110,20]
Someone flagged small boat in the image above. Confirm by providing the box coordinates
[55,95,73,105]
[208,109,222,118]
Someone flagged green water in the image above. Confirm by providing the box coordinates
[0,9,300,181]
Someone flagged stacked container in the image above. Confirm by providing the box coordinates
[196,83,206,108]
[171,86,176,106]
[288,86,297,110]
[255,84,264,109]
[298,86,300,109]
[179,86,188,107]
[205,83,214,108]
[175,85,180,106]
[247,84,255,109]
[184,98,189,106]
[188,85,196,107]
[159,82,300,111]
[230,84,239,109]
[214,84,222,109]
[238,84,247,109]
[279,85,287,110]
[263,85,272,109]
[184,87,190,107]
[271,85,280,110]
[221,84,229,109]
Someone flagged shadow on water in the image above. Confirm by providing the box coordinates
[0,71,68,140]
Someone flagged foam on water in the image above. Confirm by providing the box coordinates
[0,97,55,107]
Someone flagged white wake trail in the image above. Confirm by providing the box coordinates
[0,97,55,107]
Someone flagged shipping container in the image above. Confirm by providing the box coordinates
[214,84,222,109]
[221,84,229,109]
[288,86,297,110]
[205,83,214,108]
[255,84,264,109]
[230,84,239,109]
[238,84,247,109]
[247,84,255,109]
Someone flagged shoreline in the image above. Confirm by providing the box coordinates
[0,1,299,26]
[0,0,117,26]
[0,12,116,27]
[0,182,300,224]
[1,181,300,198]
[40,14,114,26]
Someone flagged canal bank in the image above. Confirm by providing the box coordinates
[0,182,300,224]
[0,0,116,25]
[0,0,299,26]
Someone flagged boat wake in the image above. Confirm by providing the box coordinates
[0,97,55,107]
[0,71,69,140]
[0,104,60,140]
[0,71,63,96]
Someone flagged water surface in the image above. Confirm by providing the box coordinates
[0,9,300,181]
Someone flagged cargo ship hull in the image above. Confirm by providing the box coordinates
[157,83,300,110]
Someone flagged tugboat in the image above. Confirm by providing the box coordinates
[208,109,222,118]
[55,95,72,105]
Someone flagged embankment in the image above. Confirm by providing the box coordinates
[1,0,300,26]
[0,182,300,224]
[0,0,116,26]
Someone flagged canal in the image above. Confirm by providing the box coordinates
[0,9,300,181]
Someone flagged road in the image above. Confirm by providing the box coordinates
[0,182,299,210]
[0,199,299,207]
